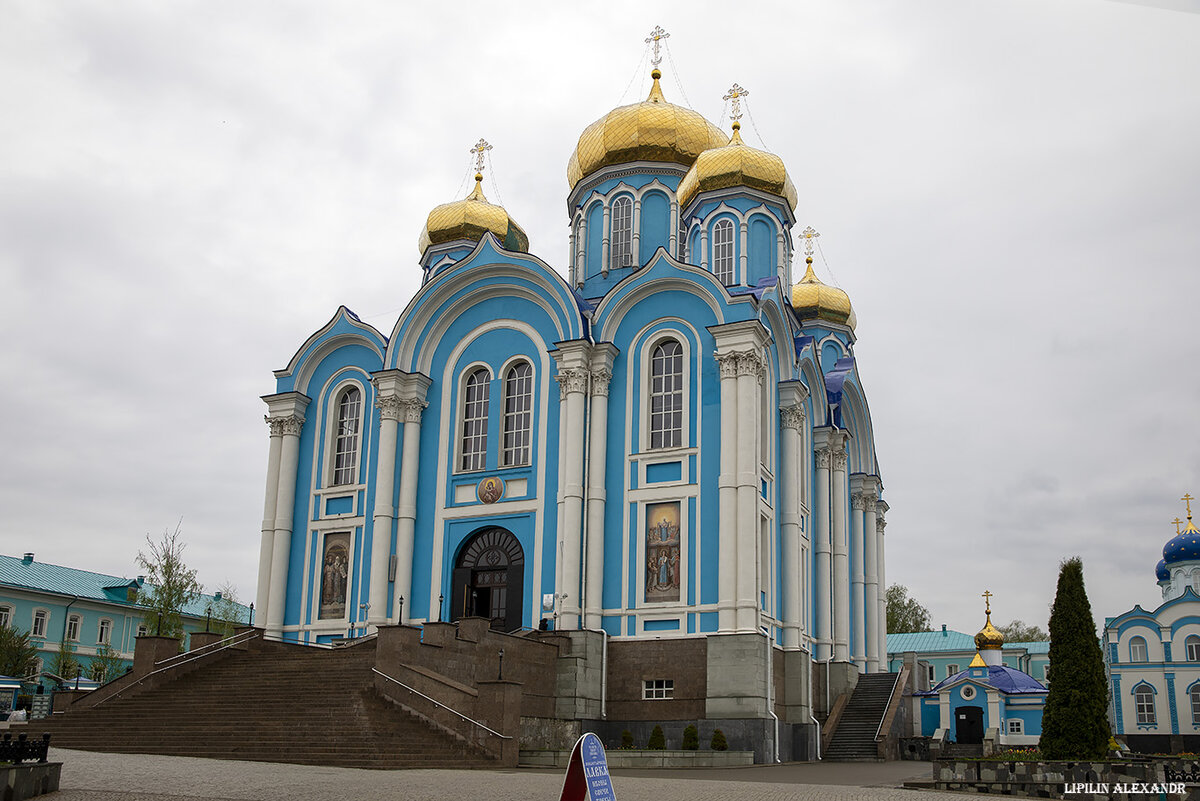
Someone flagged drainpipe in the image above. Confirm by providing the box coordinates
[763,626,780,763]
[801,642,821,760]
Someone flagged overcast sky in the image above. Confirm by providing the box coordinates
[2,0,1197,638]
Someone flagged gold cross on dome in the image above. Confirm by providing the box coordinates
[724,83,750,122]
[801,226,820,258]
[1174,517,1184,535]
[982,590,993,615]
[470,138,492,173]
[646,26,670,67]
[1184,492,1195,518]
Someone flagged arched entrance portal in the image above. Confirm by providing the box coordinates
[451,527,524,632]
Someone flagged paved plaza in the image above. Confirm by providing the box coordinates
[43,748,980,801]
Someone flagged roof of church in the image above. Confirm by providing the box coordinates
[887,629,977,653]
[921,664,1048,696]
[0,553,242,619]
[1162,494,1200,570]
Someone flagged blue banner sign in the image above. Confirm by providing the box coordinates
[559,732,615,801]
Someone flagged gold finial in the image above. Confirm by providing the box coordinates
[646,25,670,68]
[1175,517,1185,535]
[982,589,993,616]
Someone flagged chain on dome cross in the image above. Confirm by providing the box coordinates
[470,138,492,174]
[982,589,993,615]
[801,226,820,258]
[646,26,669,67]
[724,83,749,123]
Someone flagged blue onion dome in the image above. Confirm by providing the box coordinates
[1157,558,1170,582]
[1163,518,1200,566]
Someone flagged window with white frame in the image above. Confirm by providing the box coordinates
[0,605,10,628]
[1130,636,1149,663]
[1187,635,1200,662]
[32,609,47,638]
[502,361,533,467]
[1135,685,1156,725]
[611,196,632,268]
[34,657,43,675]
[460,368,490,471]
[648,340,683,449]
[643,679,674,699]
[1008,719,1024,735]
[66,614,81,642]
[712,218,735,284]
[1193,572,1200,594]
[960,684,975,700]
[98,618,112,645]
[925,664,935,686]
[331,386,361,486]
[1191,686,1200,725]
[946,664,959,678]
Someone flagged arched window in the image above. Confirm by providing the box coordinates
[1134,684,1156,725]
[649,339,684,449]
[1187,635,1200,662]
[502,362,533,467]
[1191,685,1200,725]
[1130,636,1149,663]
[32,609,48,638]
[611,196,633,268]
[0,605,10,628]
[331,387,361,486]
[461,368,490,471]
[66,614,81,642]
[712,218,735,284]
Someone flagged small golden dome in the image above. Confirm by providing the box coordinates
[677,122,798,211]
[791,256,854,328]
[975,615,1005,650]
[567,69,729,191]
[418,173,529,256]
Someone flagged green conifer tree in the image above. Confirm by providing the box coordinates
[647,724,665,750]
[1039,557,1111,759]
[710,728,728,751]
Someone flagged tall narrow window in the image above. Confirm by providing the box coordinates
[1130,636,1148,663]
[67,614,81,642]
[1135,685,1156,725]
[678,217,688,260]
[1192,686,1200,725]
[502,362,533,467]
[1187,635,1200,661]
[98,618,112,645]
[461,369,490,471]
[712,218,735,284]
[331,387,361,486]
[32,609,47,638]
[0,605,10,628]
[649,339,683,449]
[611,196,632,268]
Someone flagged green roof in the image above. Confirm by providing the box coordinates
[0,553,248,619]
[887,629,977,653]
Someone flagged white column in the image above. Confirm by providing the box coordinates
[738,220,749,284]
[715,351,739,633]
[876,501,889,664]
[779,401,806,649]
[394,387,429,624]
[863,481,880,672]
[699,226,709,272]
[568,230,577,286]
[813,438,832,661]
[576,217,588,286]
[368,393,401,628]
[735,350,762,632]
[554,346,590,630]
[583,351,615,630]
[669,201,679,255]
[255,419,283,626]
[631,198,642,267]
[267,410,306,636]
[831,436,850,662]
[850,490,867,671]
[601,205,611,277]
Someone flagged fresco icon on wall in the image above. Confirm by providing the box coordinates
[319,533,350,619]
[645,501,681,603]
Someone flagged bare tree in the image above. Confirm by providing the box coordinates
[136,522,202,643]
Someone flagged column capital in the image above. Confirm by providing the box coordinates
[384,397,428,424]
[265,414,304,437]
[555,367,590,399]
[780,405,807,430]
[735,350,765,378]
[832,450,848,472]
[815,446,833,470]
[376,396,405,422]
[714,351,740,379]
[862,495,877,514]
[590,367,612,397]
[851,492,867,511]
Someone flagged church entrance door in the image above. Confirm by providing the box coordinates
[450,527,524,632]
[955,705,984,744]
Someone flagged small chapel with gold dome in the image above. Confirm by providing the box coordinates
[253,29,886,761]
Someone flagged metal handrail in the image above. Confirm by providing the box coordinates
[92,629,260,707]
[155,629,258,667]
[874,670,904,741]
[371,667,511,740]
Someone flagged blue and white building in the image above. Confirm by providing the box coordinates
[1104,495,1200,751]
[887,627,1050,687]
[255,51,890,740]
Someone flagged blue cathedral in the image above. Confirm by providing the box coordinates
[254,38,888,760]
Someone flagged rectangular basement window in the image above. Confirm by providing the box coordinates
[643,679,674,700]
[1007,719,1024,735]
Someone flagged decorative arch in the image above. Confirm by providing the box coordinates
[451,527,525,632]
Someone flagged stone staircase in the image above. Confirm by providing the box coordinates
[36,639,498,769]
[824,672,900,761]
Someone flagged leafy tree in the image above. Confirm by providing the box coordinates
[89,643,126,682]
[681,724,699,750]
[50,639,80,682]
[647,724,665,750]
[997,619,1049,642]
[137,523,203,643]
[0,625,38,678]
[209,581,246,637]
[710,728,728,751]
[886,584,932,633]
[1040,557,1111,760]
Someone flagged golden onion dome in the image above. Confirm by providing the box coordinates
[677,121,798,211]
[975,614,1005,650]
[791,256,854,328]
[567,69,729,191]
[418,173,529,256]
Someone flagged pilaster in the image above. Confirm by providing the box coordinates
[552,340,592,630]
[583,345,617,630]
[262,391,310,637]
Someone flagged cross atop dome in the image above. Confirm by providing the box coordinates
[645,25,669,68]
[1185,492,1194,519]
[801,226,820,258]
[724,83,749,124]
[982,589,993,615]
[1175,518,1184,535]
[470,138,492,175]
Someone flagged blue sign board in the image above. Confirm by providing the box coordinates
[559,732,615,801]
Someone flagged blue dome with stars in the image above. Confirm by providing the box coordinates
[1163,521,1200,566]
[1157,558,1169,582]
